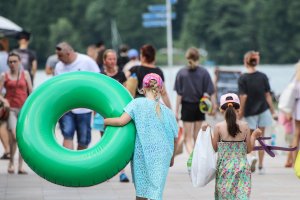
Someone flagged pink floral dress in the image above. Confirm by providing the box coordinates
[215,141,251,199]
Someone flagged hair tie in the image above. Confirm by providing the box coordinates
[227,103,233,107]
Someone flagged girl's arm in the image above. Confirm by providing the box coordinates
[246,127,262,153]
[211,124,219,152]
[104,112,132,127]
[170,138,177,167]
[161,84,171,109]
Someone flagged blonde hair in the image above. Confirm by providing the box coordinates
[144,79,161,116]
[185,47,200,70]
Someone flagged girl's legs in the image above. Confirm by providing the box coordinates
[292,120,300,164]
[182,122,194,154]
[258,127,265,171]
[8,129,16,173]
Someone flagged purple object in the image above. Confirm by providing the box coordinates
[253,137,297,157]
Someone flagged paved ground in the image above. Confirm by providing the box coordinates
[0,127,299,200]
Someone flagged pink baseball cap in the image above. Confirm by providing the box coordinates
[220,93,240,110]
[142,73,163,89]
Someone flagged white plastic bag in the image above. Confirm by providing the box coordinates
[191,127,217,187]
[278,81,296,114]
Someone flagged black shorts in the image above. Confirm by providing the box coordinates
[181,101,205,122]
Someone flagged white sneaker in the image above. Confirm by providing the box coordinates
[249,156,257,173]
[258,167,265,175]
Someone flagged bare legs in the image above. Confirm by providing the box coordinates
[292,120,300,164]
[257,127,265,169]
[0,122,10,156]
[182,121,203,154]
[8,124,26,174]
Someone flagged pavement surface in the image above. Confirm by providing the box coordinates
[0,125,300,200]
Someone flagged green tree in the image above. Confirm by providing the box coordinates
[49,18,81,52]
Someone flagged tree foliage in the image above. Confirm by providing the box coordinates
[1,0,299,66]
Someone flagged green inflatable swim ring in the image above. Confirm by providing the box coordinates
[17,71,135,187]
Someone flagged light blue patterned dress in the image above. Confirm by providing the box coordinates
[124,98,178,200]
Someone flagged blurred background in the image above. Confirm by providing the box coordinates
[1,0,300,67]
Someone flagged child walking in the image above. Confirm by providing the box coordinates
[104,73,178,200]
[209,93,262,199]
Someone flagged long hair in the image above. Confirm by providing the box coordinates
[224,104,241,137]
[185,47,200,70]
[145,79,161,116]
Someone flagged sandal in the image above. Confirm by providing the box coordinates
[18,170,28,175]
[0,153,10,160]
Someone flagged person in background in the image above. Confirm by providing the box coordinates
[0,42,10,160]
[238,51,276,174]
[290,61,300,165]
[123,48,141,74]
[54,42,100,150]
[95,40,106,72]
[102,49,129,183]
[127,44,171,109]
[205,93,262,199]
[86,44,98,61]
[0,52,33,174]
[44,54,59,75]
[174,47,216,154]
[117,44,129,72]
[104,73,178,200]
[0,43,9,74]
[14,31,37,84]
[103,49,126,84]
[278,111,294,167]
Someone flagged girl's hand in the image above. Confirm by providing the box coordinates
[252,128,262,138]
[201,122,209,131]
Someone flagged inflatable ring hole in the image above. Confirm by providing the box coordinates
[54,109,102,151]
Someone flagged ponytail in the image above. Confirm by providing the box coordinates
[224,104,241,137]
[148,79,161,116]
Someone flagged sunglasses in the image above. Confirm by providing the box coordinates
[8,60,18,64]
[56,46,62,51]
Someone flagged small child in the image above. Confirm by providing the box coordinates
[104,73,178,200]
[209,93,262,199]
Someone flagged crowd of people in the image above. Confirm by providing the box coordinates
[0,30,299,199]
